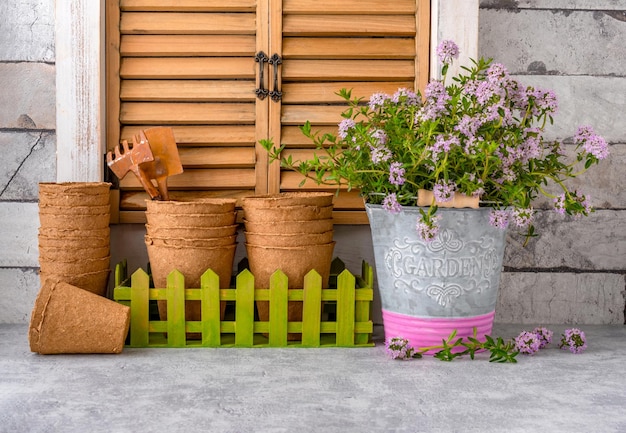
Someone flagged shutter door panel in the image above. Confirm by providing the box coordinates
[274,0,429,223]
[109,0,264,223]
[107,0,429,224]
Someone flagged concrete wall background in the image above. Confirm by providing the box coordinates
[0,0,56,323]
[479,0,626,324]
[1,0,624,325]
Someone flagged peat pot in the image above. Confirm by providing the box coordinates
[365,204,507,354]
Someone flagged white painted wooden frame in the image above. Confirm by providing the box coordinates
[54,0,478,181]
[55,0,105,182]
[430,0,479,80]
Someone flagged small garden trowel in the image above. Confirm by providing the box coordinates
[138,127,183,201]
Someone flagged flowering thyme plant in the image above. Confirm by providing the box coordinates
[262,40,609,244]
[386,326,586,363]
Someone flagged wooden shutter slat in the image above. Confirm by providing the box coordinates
[121,125,256,146]
[179,147,256,168]
[332,211,368,224]
[280,172,346,190]
[283,0,415,15]
[280,126,338,147]
[120,58,254,79]
[282,60,415,82]
[121,80,255,102]
[283,15,416,37]
[281,148,339,163]
[281,105,355,126]
[121,35,256,56]
[283,37,415,60]
[121,0,256,12]
[119,169,257,189]
[121,13,256,35]
[281,82,414,104]
[120,102,255,124]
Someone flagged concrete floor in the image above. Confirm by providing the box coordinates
[1,324,625,433]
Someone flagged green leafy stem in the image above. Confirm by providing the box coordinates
[404,328,519,363]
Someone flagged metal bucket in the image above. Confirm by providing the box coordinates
[365,204,507,353]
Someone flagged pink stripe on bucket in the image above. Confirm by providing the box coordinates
[382,309,496,355]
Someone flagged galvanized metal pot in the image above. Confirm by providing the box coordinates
[365,204,507,354]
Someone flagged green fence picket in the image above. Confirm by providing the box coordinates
[302,270,322,347]
[115,259,127,287]
[336,269,356,346]
[201,269,221,347]
[130,268,150,347]
[355,261,374,345]
[166,270,186,347]
[269,271,288,347]
[235,269,255,347]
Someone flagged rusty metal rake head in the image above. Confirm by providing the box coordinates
[106,131,161,199]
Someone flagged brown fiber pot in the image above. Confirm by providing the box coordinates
[39,256,110,275]
[38,182,111,207]
[244,230,334,247]
[243,218,334,234]
[243,205,333,222]
[39,182,111,196]
[29,278,129,354]
[146,198,237,214]
[144,234,237,248]
[246,242,335,340]
[39,204,111,215]
[38,245,110,261]
[145,211,236,228]
[38,269,110,297]
[145,224,238,239]
[38,226,110,240]
[146,242,236,332]
[39,213,110,230]
[38,234,111,249]
[241,192,333,209]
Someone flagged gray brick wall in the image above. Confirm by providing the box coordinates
[480,0,626,324]
[0,0,624,325]
[0,0,55,323]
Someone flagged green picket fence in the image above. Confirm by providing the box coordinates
[113,259,374,348]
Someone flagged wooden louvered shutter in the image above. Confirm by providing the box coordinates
[107,0,267,223]
[271,0,430,223]
[106,0,430,224]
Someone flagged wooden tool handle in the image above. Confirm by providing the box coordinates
[132,166,161,200]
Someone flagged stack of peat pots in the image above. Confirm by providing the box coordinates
[144,198,238,328]
[242,192,336,340]
[37,182,112,296]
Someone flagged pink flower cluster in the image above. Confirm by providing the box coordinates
[515,326,587,356]
[575,126,609,160]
